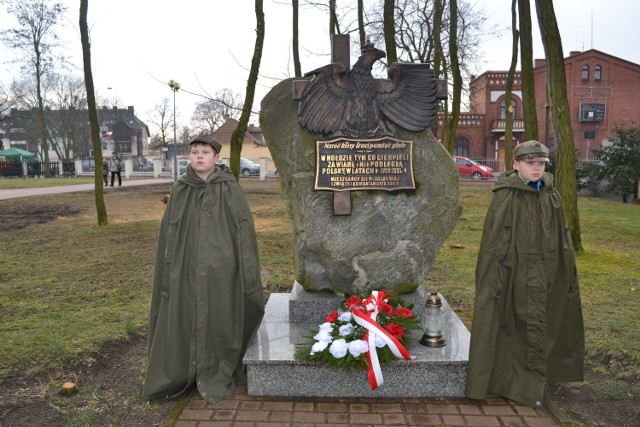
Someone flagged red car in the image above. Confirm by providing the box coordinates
[454,156,494,180]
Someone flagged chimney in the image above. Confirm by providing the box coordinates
[534,58,547,68]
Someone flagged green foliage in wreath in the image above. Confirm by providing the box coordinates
[295,291,420,371]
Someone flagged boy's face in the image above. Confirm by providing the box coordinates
[514,159,546,182]
[189,143,220,177]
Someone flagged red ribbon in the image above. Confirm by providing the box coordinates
[350,291,412,389]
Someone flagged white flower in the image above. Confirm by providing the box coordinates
[310,340,329,355]
[318,322,334,332]
[329,339,348,358]
[338,311,352,322]
[338,323,353,336]
[375,334,387,348]
[313,322,334,342]
[348,339,369,357]
[314,329,333,343]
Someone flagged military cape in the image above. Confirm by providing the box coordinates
[142,165,264,403]
[465,171,584,406]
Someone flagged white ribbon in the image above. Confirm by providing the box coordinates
[350,291,412,389]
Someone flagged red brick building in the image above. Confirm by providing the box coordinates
[534,49,640,158]
[437,49,640,170]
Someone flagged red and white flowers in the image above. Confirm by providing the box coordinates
[297,290,419,389]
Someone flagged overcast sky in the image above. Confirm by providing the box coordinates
[2,0,639,135]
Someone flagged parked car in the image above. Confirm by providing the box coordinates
[178,158,190,175]
[454,156,494,180]
[217,157,260,176]
[240,158,260,176]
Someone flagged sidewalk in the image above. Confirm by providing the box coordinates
[174,385,562,426]
[0,177,174,200]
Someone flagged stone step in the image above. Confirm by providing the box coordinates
[243,287,470,398]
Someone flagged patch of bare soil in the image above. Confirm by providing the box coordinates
[0,335,184,427]
[0,204,80,232]
[547,364,640,426]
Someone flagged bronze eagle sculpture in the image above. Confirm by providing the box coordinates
[298,42,438,138]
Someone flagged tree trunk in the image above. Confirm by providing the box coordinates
[445,0,461,155]
[534,0,583,252]
[230,0,265,180]
[504,0,519,171]
[431,0,446,138]
[357,0,366,47]
[79,0,108,225]
[36,68,51,177]
[383,0,397,64]
[292,0,301,77]
[329,0,338,34]
[432,1,443,73]
[518,0,538,141]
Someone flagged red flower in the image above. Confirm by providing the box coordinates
[385,323,405,340]
[391,307,413,318]
[379,303,393,314]
[344,296,362,308]
[325,311,339,322]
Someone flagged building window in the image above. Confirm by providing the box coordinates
[500,99,516,119]
[454,137,469,157]
[594,64,602,81]
[582,65,589,81]
[116,141,131,153]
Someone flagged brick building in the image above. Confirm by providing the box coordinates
[534,49,640,158]
[437,49,640,170]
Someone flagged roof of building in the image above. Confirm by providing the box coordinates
[1,106,150,138]
[98,106,150,137]
[212,118,265,147]
[533,49,640,70]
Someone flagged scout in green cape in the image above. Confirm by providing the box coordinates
[143,135,264,403]
[466,140,584,407]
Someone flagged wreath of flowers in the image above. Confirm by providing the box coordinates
[296,290,420,374]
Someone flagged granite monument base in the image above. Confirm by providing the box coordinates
[244,282,470,398]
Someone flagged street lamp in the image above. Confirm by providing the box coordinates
[107,86,117,107]
[168,79,180,180]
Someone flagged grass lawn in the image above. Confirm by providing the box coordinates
[0,179,638,422]
[0,177,96,189]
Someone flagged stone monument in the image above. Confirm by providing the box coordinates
[244,35,469,397]
[263,36,461,295]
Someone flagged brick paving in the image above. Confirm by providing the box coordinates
[173,385,561,426]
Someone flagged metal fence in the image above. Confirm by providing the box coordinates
[454,157,601,181]
[0,161,75,178]
[2,156,599,181]
[456,157,500,181]
[575,157,600,169]
[0,162,23,177]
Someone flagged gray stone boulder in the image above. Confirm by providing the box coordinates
[260,79,461,295]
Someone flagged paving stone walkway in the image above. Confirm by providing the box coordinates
[174,385,561,426]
